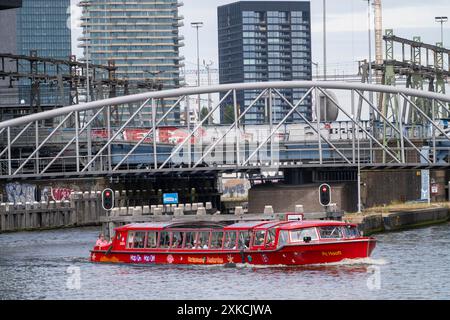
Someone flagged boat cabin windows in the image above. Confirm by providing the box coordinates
[253,230,266,246]
[289,228,318,243]
[172,231,183,248]
[127,231,146,249]
[145,231,159,249]
[318,226,344,239]
[183,231,196,249]
[343,226,360,238]
[238,231,251,249]
[211,231,224,249]
[159,231,171,248]
[265,228,277,247]
[197,231,210,249]
[278,230,289,247]
[224,231,238,249]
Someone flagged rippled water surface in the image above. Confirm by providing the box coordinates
[1,223,450,300]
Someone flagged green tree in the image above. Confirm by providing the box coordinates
[223,105,235,124]
[200,107,210,122]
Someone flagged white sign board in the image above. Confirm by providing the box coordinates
[421,170,430,200]
[287,214,304,221]
[431,184,438,194]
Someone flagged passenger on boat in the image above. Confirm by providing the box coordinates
[256,234,265,246]
[194,239,202,249]
[265,232,275,247]
[172,237,182,248]
[224,239,238,250]
[96,233,109,247]
[238,239,248,249]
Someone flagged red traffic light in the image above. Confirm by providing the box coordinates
[102,188,115,210]
[319,184,331,206]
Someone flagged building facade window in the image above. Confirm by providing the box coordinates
[80,0,183,124]
[218,1,312,124]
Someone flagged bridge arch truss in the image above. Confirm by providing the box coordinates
[0,81,450,180]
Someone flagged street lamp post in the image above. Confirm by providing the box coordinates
[81,1,92,171]
[191,22,203,121]
[203,60,213,124]
[312,62,319,80]
[357,117,362,213]
[435,16,448,46]
[364,0,375,164]
[80,1,91,103]
[364,0,373,103]
[323,0,327,80]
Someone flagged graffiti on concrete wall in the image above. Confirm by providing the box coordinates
[5,184,74,204]
[41,187,51,202]
[51,187,73,201]
[221,179,251,201]
[5,182,37,204]
[41,187,73,201]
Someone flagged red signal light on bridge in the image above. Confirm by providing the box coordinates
[319,184,331,207]
[102,188,115,211]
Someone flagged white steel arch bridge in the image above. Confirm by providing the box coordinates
[0,81,450,181]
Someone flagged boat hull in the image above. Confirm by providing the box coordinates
[90,238,376,266]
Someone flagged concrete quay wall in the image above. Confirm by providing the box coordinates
[345,207,450,235]
[0,191,104,232]
[0,188,216,233]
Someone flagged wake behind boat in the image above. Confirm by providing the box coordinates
[90,219,376,266]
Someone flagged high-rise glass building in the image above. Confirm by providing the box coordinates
[17,0,71,59]
[0,0,72,107]
[79,0,184,124]
[218,1,312,124]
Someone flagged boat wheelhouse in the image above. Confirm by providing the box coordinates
[90,220,376,266]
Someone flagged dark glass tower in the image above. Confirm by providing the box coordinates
[17,0,71,59]
[218,1,312,124]
[17,0,72,106]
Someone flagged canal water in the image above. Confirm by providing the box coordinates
[1,223,449,300]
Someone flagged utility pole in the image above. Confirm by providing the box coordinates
[357,115,362,213]
[374,0,383,80]
[323,0,327,80]
[203,60,213,124]
[82,1,92,171]
[191,22,203,122]
[365,0,374,104]
[312,61,319,80]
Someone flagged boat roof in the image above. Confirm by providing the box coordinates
[253,221,291,230]
[279,220,354,230]
[223,221,271,230]
[116,222,173,231]
[115,221,227,231]
[115,220,355,232]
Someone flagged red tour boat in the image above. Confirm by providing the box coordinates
[90,219,376,266]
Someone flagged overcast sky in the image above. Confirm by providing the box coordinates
[71,0,450,76]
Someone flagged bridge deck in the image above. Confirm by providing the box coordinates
[2,162,449,181]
